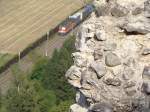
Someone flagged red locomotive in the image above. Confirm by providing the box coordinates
[58,5,94,35]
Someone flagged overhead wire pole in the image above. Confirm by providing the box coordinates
[45,32,49,57]
[18,52,21,66]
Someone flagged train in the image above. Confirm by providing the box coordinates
[58,5,94,35]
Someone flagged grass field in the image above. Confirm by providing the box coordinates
[0,0,83,54]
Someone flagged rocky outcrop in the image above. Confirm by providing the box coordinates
[66,0,150,112]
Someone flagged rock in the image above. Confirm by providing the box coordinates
[72,52,93,67]
[132,8,143,15]
[95,5,110,17]
[76,92,88,107]
[103,71,121,86]
[142,82,150,95]
[105,52,121,67]
[81,70,98,90]
[124,81,136,89]
[121,15,150,34]
[93,0,110,17]
[123,81,137,96]
[94,49,103,60]
[90,103,113,112]
[123,67,135,80]
[104,43,117,51]
[111,4,129,17]
[91,61,107,78]
[70,104,88,112]
[65,66,81,88]
[95,30,107,41]
[132,98,150,112]
[144,0,150,13]
[142,48,150,55]
[142,66,150,79]
[125,88,136,96]
[104,77,121,86]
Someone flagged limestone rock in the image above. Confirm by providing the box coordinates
[142,82,150,95]
[111,4,129,17]
[76,91,88,107]
[104,43,117,51]
[93,0,110,17]
[103,71,121,86]
[91,61,107,78]
[105,52,121,67]
[125,88,137,96]
[89,103,113,112]
[94,49,103,60]
[120,15,150,34]
[66,0,150,111]
[142,66,150,79]
[95,30,107,41]
[132,8,143,15]
[142,48,150,55]
[95,5,110,17]
[123,67,135,80]
[66,66,81,88]
[69,104,88,112]
[123,81,136,89]
[144,0,150,13]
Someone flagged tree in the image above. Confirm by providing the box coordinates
[49,100,73,112]
[4,74,56,112]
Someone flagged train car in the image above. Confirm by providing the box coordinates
[58,19,77,35]
[58,5,94,35]
[82,5,94,19]
[58,12,82,35]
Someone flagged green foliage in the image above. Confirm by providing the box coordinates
[4,77,56,112]
[30,58,48,80]
[31,36,76,104]
[0,35,76,112]
[49,100,74,112]
[41,37,76,103]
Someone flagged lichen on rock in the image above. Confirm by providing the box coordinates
[66,0,150,112]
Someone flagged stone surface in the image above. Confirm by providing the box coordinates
[120,15,150,34]
[142,48,150,55]
[95,30,107,41]
[132,8,143,15]
[69,104,88,112]
[142,82,150,95]
[123,67,135,80]
[66,0,150,112]
[91,61,107,78]
[142,66,150,79]
[90,103,113,112]
[103,74,121,86]
[94,49,103,60]
[105,52,121,67]
[111,4,129,17]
